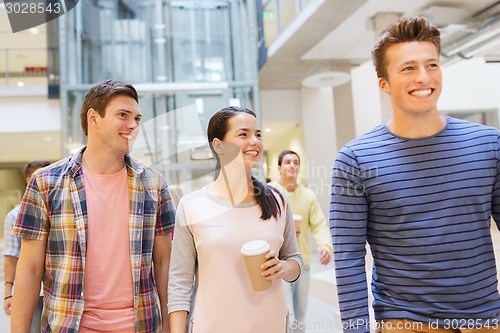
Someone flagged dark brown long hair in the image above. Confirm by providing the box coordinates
[207,106,283,220]
[372,16,441,79]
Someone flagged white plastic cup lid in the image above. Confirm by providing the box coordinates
[293,214,303,221]
[241,240,270,255]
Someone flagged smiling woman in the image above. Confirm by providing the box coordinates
[168,105,303,333]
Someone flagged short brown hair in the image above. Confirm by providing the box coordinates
[24,160,50,179]
[372,16,441,79]
[277,150,300,166]
[80,79,139,135]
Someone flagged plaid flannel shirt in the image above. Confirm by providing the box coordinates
[3,204,21,257]
[13,148,175,333]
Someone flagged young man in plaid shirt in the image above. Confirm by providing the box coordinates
[11,79,175,332]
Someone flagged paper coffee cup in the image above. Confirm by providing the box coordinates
[241,240,272,291]
[293,214,302,235]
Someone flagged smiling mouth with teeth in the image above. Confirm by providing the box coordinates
[410,89,432,96]
[244,150,258,156]
[121,134,133,140]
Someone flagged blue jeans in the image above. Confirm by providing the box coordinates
[283,267,310,333]
[30,296,43,333]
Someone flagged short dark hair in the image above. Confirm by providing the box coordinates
[277,150,300,166]
[372,16,441,79]
[80,79,139,136]
[24,160,50,179]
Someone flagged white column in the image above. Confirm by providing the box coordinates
[301,87,336,215]
[331,64,356,151]
[351,61,384,136]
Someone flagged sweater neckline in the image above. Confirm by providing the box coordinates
[384,115,449,141]
[202,185,257,208]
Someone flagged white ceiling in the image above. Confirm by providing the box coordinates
[259,0,500,90]
[259,0,500,149]
[304,0,500,61]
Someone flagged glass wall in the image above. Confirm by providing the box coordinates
[261,0,315,47]
[59,0,259,192]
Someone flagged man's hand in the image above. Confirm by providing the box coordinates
[4,297,13,316]
[318,249,331,265]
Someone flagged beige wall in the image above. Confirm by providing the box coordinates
[0,169,24,190]
[260,90,302,122]
[0,169,25,239]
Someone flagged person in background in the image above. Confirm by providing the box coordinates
[168,106,302,333]
[269,150,332,333]
[3,160,50,333]
[331,16,500,333]
[11,79,175,333]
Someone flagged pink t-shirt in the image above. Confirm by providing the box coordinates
[80,166,134,332]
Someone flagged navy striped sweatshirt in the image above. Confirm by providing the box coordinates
[330,117,500,333]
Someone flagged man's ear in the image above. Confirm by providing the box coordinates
[212,138,223,155]
[87,108,100,131]
[378,77,390,94]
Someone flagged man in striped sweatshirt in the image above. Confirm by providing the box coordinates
[331,16,500,333]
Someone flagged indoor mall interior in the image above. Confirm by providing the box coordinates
[3,0,500,331]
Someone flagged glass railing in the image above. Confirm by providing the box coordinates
[0,47,58,86]
[261,0,315,48]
